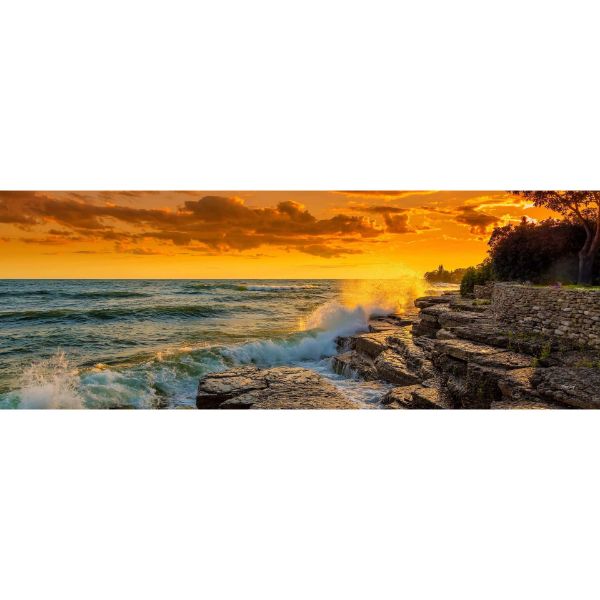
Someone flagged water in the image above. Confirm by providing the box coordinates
[0,278,426,409]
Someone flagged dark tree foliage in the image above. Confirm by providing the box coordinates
[488,218,598,284]
[510,191,600,284]
[424,264,466,284]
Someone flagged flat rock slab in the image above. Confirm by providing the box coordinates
[532,367,600,409]
[197,366,358,409]
[490,399,566,409]
[349,332,390,358]
[414,296,452,309]
[410,386,453,409]
[434,338,506,363]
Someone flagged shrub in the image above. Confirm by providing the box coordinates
[460,261,493,296]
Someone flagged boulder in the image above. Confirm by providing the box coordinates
[197,366,358,409]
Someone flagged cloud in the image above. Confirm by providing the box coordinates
[335,191,437,200]
[382,212,414,234]
[0,192,383,257]
[349,203,428,234]
[454,206,500,234]
[350,204,408,214]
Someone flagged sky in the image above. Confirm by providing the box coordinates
[0,191,555,279]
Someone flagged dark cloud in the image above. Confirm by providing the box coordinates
[382,212,414,234]
[0,192,383,258]
[351,205,408,214]
[350,203,424,234]
[454,206,500,234]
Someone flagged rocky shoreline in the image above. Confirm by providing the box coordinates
[196,288,600,409]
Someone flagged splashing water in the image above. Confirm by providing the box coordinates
[16,350,83,409]
[1,277,430,408]
[228,275,426,367]
[339,276,427,316]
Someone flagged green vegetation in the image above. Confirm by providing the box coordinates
[424,265,466,284]
[459,261,494,296]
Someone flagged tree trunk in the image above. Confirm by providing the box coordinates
[578,252,595,285]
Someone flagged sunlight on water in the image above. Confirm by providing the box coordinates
[0,277,430,409]
[340,274,427,315]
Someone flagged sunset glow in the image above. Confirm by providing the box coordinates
[0,191,553,278]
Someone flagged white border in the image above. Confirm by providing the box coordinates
[2,1,600,599]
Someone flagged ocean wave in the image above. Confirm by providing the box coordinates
[184,282,320,293]
[244,284,320,292]
[226,300,373,366]
[0,289,53,297]
[186,282,248,291]
[0,290,150,299]
[69,290,151,299]
[0,304,225,323]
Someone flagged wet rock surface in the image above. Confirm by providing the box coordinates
[197,366,359,409]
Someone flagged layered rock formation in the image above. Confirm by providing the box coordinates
[196,285,600,409]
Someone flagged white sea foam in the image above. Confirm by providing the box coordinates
[16,350,83,409]
[227,301,375,366]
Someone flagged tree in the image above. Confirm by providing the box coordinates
[424,264,467,284]
[488,218,591,283]
[511,191,600,285]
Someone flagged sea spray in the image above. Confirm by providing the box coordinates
[16,350,83,409]
[1,278,431,408]
[227,277,426,366]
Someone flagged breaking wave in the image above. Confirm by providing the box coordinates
[15,350,83,409]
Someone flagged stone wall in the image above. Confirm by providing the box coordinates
[491,283,600,349]
[474,282,494,299]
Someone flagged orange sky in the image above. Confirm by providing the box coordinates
[0,191,554,278]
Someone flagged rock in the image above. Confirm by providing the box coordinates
[349,332,390,358]
[331,351,378,380]
[368,314,416,332]
[386,326,435,379]
[382,385,427,408]
[374,349,421,385]
[496,368,541,404]
[414,295,453,309]
[197,366,358,409]
[433,339,505,363]
[532,367,600,409]
[410,386,453,409]
[490,398,566,409]
[196,367,267,408]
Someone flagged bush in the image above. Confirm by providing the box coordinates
[460,261,494,297]
[424,264,467,284]
[488,218,599,284]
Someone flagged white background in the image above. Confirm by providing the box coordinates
[1,1,600,599]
